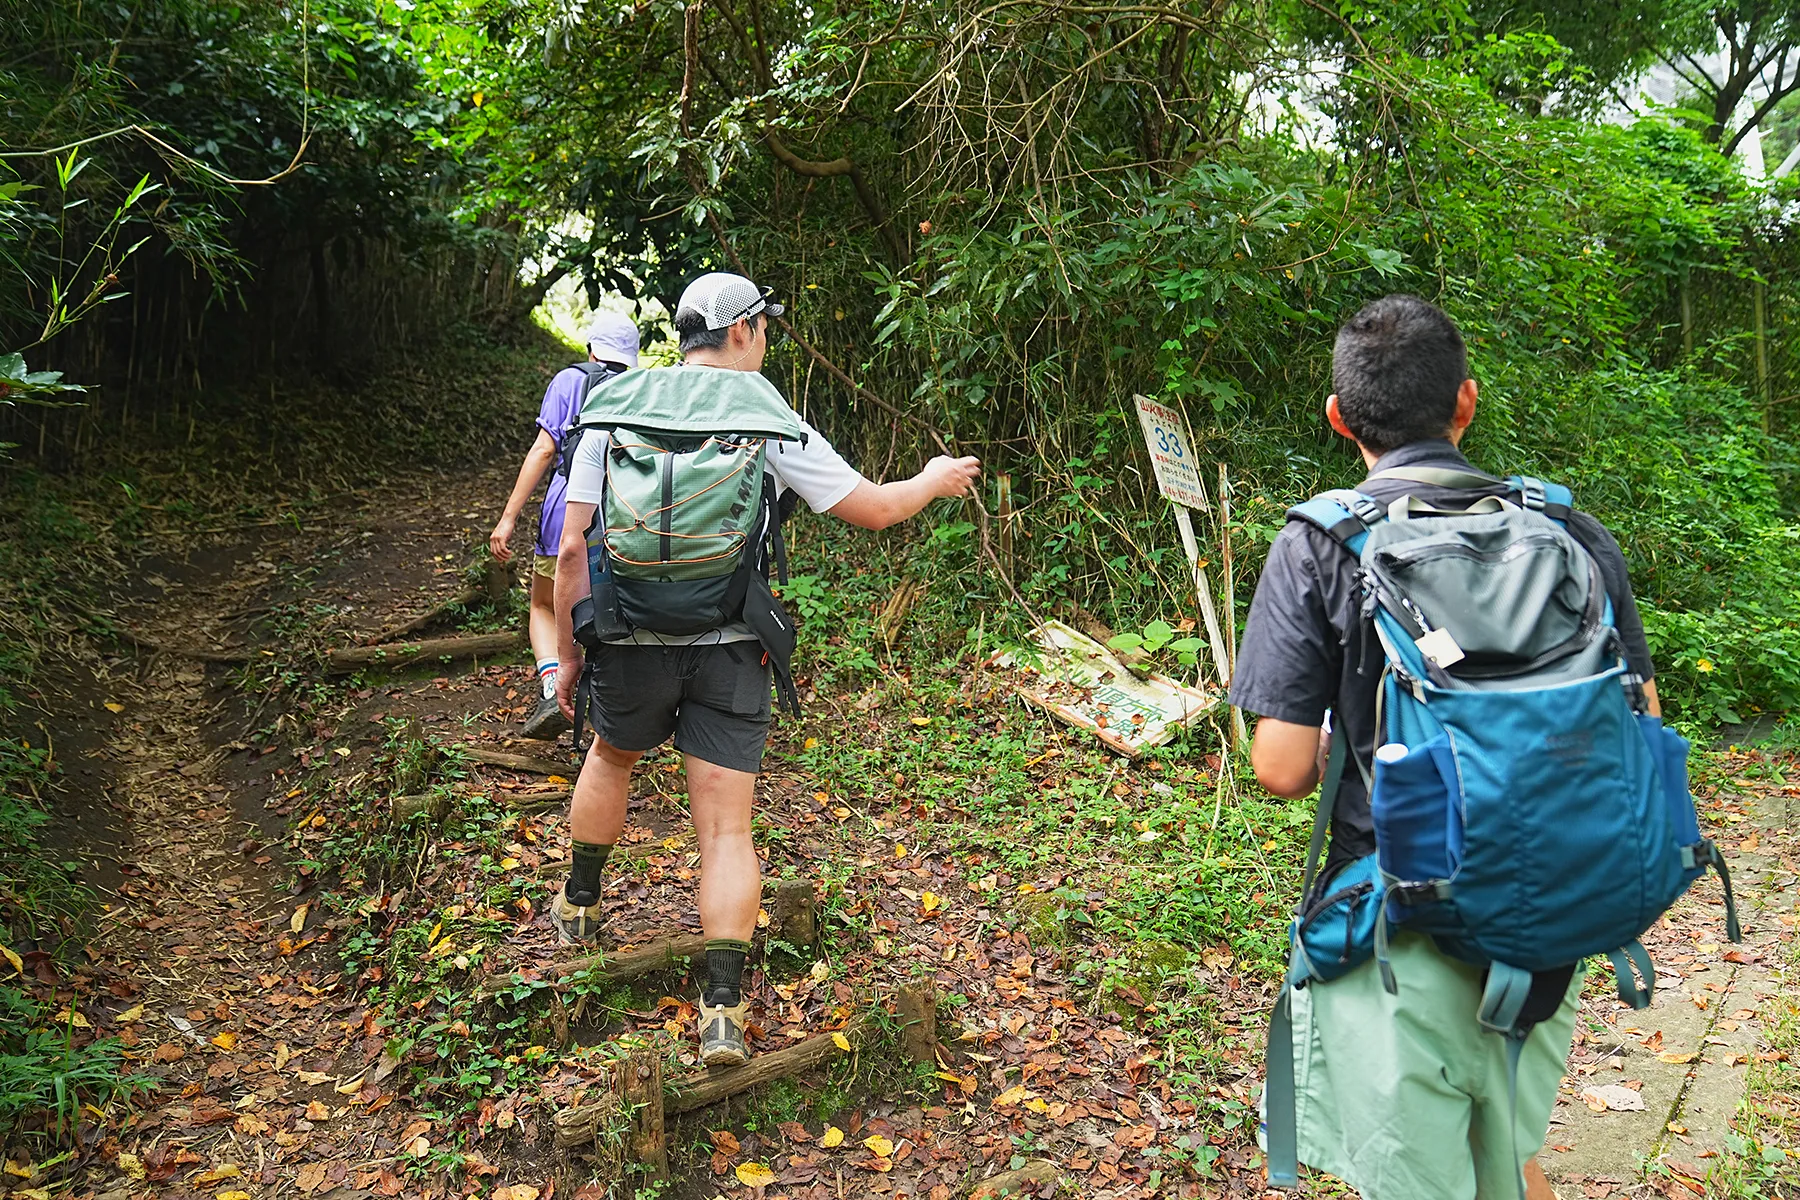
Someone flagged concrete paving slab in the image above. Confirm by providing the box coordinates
[1543,776,1790,1199]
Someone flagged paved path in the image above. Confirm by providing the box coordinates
[1543,751,1795,1198]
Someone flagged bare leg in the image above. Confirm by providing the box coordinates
[685,754,759,942]
[1524,1161,1558,1200]
[569,736,639,847]
[527,570,559,671]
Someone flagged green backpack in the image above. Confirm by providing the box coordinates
[568,367,805,720]
[597,431,778,634]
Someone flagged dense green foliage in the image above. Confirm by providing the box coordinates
[7,1,1800,723]
[363,0,1800,725]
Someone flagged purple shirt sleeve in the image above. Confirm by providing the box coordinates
[537,366,587,445]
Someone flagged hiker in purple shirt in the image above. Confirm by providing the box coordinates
[489,312,640,738]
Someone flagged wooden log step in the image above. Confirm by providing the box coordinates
[477,880,816,998]
[455,745,576,775]
[326,631,526,675]
[663,1016,867,1116]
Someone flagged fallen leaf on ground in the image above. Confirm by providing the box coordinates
[735,1163,775,1187]
[863,1135,894,1158]
[1655,1051,1696,1064]
[820,1127,844,1148]
[210,1031,237,1051]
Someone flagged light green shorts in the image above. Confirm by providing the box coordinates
[533,554,558,580]
[1286,931,1583,1200]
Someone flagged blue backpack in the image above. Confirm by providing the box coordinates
[1262,468,1741,1194]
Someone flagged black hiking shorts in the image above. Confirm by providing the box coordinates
[585,641,772,774]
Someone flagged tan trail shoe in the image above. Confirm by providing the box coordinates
[551,888,602,946]
[697,995,749,1067]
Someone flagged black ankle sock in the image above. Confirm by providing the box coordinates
[565,840,612,905]
[703,939,751,1007]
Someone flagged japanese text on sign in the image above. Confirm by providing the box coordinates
[1133,394,1209,511]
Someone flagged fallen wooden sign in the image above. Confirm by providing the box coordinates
[326,631,526,675]
[988,619,1217,757]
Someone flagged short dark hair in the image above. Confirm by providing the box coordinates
[676,310,763,355]
[1331,295,1467,453]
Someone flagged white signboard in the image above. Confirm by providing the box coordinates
[1133,394,1208,511]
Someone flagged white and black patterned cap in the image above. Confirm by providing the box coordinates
[674,272,785,330]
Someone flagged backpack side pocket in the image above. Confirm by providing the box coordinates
[1291,854,1382,984]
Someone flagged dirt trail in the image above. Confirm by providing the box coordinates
[73,463,515,1200]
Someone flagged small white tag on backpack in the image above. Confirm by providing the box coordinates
[1415,627,1466,668]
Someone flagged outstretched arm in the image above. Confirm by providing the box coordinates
[488,428,559,562]
[827,455,982,530]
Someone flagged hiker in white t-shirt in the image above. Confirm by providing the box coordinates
[550,272,980,1067]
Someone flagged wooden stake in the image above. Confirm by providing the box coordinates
[895,981,938,1065]
[612,1044,667,1181]
[769,878,818,948]
[483,556,517,611]
[968,1159,1062,1199]
[1217,464,1247,749]
[391,793,450,825]
[1172,506,1231,692]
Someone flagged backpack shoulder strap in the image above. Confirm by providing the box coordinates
[1286,488,1385,555]
[1504,475,1573,525]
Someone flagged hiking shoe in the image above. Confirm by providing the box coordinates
[522,693,570,740]
[697,996,749,1067]
[552,888,603,946]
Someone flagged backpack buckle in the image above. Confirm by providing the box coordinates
[1390,880,1450,907]
[1515,477,1547,512]
[1346,493,1384,526]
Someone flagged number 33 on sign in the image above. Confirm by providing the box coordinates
[1132,395,1209,512]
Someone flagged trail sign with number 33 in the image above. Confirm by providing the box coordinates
[1133,395,1209,511]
